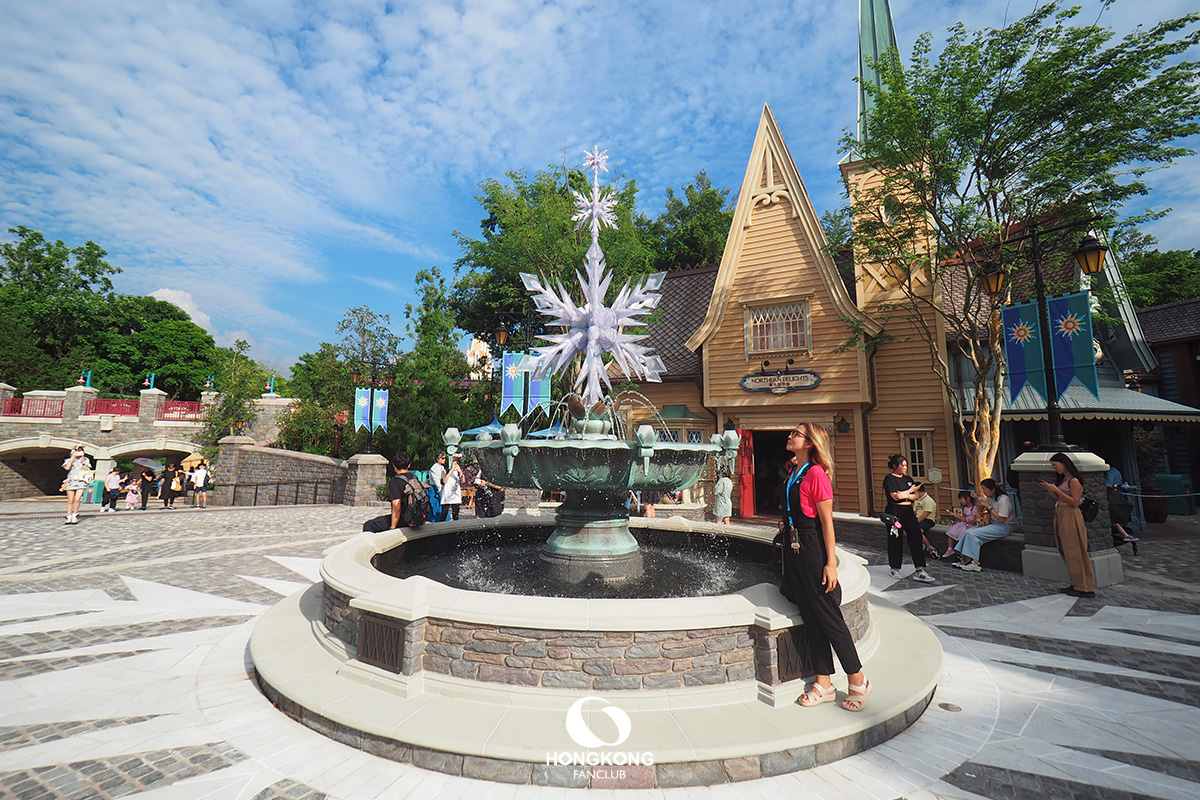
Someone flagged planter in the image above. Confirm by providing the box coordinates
[1142,487,1168,524]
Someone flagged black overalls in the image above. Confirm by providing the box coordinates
[780,464,862,677]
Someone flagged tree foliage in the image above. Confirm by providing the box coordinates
[843,2,1200,482]
[1121,248,1200,308]
[639,171,733,272]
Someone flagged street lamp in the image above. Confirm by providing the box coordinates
[349,360,398,454]
[983,219,1108,450]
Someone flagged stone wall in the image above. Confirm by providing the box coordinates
[1017,469,1111,551]
[0,457,63,499]
[210,440,348,506]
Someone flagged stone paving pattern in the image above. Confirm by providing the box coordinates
[0,501,1196,799]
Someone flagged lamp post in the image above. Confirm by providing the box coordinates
[494,310,542,436]
[349,360,397,454]
[984,220,1108,450]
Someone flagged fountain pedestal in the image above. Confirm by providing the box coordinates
[540,490,643,583]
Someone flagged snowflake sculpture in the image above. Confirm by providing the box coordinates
[519,145,667,406]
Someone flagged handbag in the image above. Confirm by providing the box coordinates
[171,477,182,492]
[1079,496,1100,523]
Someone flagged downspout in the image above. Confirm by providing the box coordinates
[861,344,880,515]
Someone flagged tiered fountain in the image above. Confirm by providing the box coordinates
[249,146,942,790]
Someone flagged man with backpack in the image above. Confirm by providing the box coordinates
[362,451,430,533]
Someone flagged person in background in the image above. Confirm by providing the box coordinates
[641,489,660,518]
[160,463,180,509]
[1039,453,1096,598]
[428,452,448,518]
[441,454,464,521]
[943,490,978,558]
[713,466,733,524]
[192,461,211,508]
[102,467,122,513]
[139,468,156,511]
[124,480,140,511]
[913,484,940,559]
[883,455,936,583]
[62,444,91,524]
[952,479,1014,573]
[1104,463,1138,542]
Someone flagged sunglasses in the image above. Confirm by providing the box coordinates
[787,429,807,440]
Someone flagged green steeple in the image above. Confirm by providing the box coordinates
[846,0,898,160]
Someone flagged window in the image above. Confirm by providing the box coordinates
[898,429,933,480]
[686,430,704,444]
[657,429,679,443]
[745,300,810,355]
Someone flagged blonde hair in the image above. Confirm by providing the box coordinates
[796,422,833,478]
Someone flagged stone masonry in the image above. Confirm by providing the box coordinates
[210,438,348,506]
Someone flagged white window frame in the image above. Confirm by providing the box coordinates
[743,295,812,359]
[897,429,933,481]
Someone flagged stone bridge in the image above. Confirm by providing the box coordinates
[0,382,290,499]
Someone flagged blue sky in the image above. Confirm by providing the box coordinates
[2,0,1197,370]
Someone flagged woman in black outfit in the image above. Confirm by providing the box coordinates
[139,469,156,510]
[783,421,872,712]
[883,455,936,583]
[161,463,180,509]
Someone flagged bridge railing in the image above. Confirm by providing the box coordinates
[158,401,204,421]
[85,398,140,416]
[1,398,65,418]
[228,479,347,507]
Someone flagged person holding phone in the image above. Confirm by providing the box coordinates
[882,455,935,582]
[1038,453,1095,598]
[62,444,92,524]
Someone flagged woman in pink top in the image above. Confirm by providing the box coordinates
[782,421,871,712]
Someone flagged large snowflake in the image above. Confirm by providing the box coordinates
[519,145,667,406]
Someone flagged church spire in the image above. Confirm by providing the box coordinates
[853,0,899,151]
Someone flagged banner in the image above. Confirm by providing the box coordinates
[501,353,525,415]
[1048,291,1100,400]
[1002,301,1046,404]
[373,389,388,432]
[528,371,551,412]
[354,388,370,431]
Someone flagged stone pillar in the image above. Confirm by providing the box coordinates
[64,385,98,419]
[250,393,292,445]
[1014,450,1123,587]
[347,453,389,506]
[0,383,15,407]
[139,388,167,423]
[211,434,255,506]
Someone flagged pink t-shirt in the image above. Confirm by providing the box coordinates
[794,463,834,518]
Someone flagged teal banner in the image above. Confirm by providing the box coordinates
[501,353,525,415]
[373,389,388,432]
[1048,291,1099,400]
[1002,300,1047,403]
[354,388,370,431]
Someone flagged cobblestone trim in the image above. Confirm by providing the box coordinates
[0,741,246,800]
[944,760,1153,800]
[0,615,255,659]
[1067,746,1200,783]
[755,594,870,685]
[250,777,329,800]
[997,660,1200,709]
[0,648,158,680]
[255,669,933,788]
[0,716,162,753]
[322,585,357,647]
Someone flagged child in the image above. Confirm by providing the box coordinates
[124,482,140,511]
[943,491,977,558]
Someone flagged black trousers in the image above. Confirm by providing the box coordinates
[887,505,927,569]
[780,529,862,676]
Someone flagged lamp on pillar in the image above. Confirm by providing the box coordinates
[234,416,245,435]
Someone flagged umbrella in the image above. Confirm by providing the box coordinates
[461,418,505,437]
[181,452,204,468]
[133,457,163,470]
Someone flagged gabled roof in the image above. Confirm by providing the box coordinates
[686,105,880,352]
[1137,297,1200,344]
[605,266,716,382]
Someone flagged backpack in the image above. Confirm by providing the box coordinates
[398,474,431,528]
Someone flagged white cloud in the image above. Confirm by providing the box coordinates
[148,288,215,333]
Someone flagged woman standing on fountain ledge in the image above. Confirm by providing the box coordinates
[781,422,872,712]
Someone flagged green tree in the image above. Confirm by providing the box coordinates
[1121,249,1200,307]
[843,2,1200,482]
[391,268,475,465]
[131,320,218,399]
[638,171,733,272]
[451,164,653,350]
[820,207,856,301]
[200,339,263,458]
[289,342,353,409]
[336,304,402,365]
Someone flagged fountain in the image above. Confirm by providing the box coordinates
[249,146,942,790]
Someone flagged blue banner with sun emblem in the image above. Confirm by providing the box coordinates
[501,353,525,416]
[528,371,551,412]
[372,389,388,432]
[1048,291,1100,400]
[354,388,370,431]
[1002,301,1046,403]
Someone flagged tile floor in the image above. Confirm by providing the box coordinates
[0,503,1196,799]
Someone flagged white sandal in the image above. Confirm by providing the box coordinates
[798,682,836,707]
[842,679,872,712]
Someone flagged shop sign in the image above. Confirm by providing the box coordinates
[740,369,822,394]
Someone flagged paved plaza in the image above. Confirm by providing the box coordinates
[0,501,1197,800]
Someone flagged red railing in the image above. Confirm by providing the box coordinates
[158,400,204,422]
[1,397,65,418]
[85,398,140,416]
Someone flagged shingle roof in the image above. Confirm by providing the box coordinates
[1136,297,1200,344]
[612,266,717,381]
[960,383,1200,422]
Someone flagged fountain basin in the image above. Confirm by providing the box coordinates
[250,514,943,788]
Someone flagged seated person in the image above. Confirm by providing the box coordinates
[913,484,940,559]
[943,490,978,557]
[952,479,1013,573]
